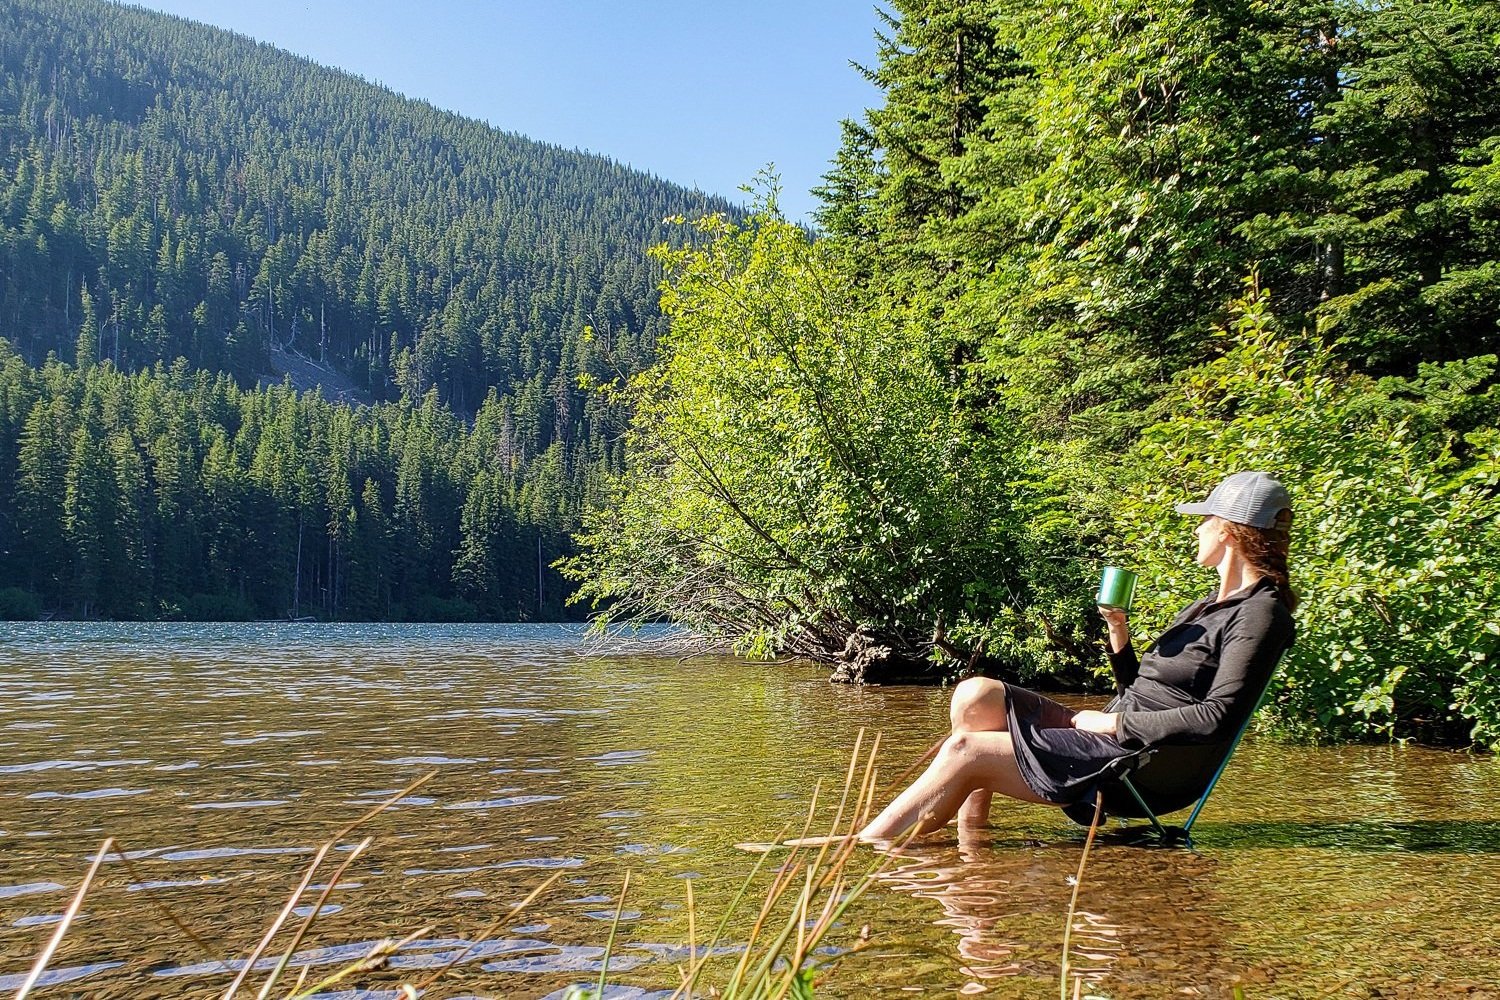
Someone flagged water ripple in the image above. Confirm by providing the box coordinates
[445,794,562,810]
[404,857,585,876]
[2,760,147,774]
[158,846,312,862]
[0,961,125,990]
[588,750,650,766]
[0,882,65,899]
[480,945,647,974]
[540,988,672,1000]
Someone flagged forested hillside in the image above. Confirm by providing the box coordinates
[0,0,730,406]
[570,0,1500,745]
[0,0,736,620]
[0,346,586,622]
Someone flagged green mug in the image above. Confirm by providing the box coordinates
[1097,566,1138,611]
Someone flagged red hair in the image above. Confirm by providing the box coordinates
[1222,509,1297,612]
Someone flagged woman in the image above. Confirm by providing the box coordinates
[850,471,1297,843]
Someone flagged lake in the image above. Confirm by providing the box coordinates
[1,624,1497,999]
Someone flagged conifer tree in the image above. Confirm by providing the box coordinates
[62,422,113,616]
[76,282,99,368]
[15,397,70,604]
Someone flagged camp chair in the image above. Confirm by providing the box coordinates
[1068,680,1278,849]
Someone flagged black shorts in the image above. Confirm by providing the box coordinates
[1003,683,1131,806]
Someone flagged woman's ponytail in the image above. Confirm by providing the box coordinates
[1224,509,1298,612]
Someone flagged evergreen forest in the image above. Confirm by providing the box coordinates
[567,0,1500,746]
[0,0,734,621]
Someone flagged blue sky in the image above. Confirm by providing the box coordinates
[130,1,887,223]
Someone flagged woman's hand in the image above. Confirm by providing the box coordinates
[1072,710,1119,738]
[1097,605,1130,654]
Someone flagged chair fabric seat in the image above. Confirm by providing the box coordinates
[1103,738,1239,817]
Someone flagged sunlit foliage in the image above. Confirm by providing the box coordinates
[578,0,1500,743]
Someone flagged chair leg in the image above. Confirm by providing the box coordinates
[1182,782,1217,836]
[1118,776,1170,842]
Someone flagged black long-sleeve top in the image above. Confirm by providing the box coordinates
[1106,577,1295,749]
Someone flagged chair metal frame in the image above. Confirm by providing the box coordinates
[1103,681,1277,849]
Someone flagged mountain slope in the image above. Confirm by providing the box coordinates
[0,0,735,432]
[0,0,740,622]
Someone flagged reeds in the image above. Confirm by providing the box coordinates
[12,770,571,1000]
[15,732,1144,1000]
[566,729,896,1000]
[1059,795,1105,1000]
[670,729,892,1000]
[15,738,892,1000]
[12,838,114,1000]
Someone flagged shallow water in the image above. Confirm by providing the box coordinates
[1,623,1497,999]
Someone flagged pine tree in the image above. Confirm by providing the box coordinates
[75,281,99,367]
[453,470,504,615]
[62,421,113,617]
[1302,0,1500,369]
[106,429,150,617]
[14,397,70,605]
[347,477,390,619]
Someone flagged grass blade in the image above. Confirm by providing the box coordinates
[329,770,438,842]
[254,835,373,1000]
[410,869,569,994]
[14,837,113,1000]
[223,843,333,999]
[684,876,697,984]
[672,826,785,999]
[1060,795,1104,1000]
[107,844,222,962]
[226,769,437,999]
[286,926,431,998]
[595,869,632,998]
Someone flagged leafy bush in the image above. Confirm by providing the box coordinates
[565,210,1015,671]
[407,594,479,623]
[1106,280,1500,746]
[565,200,1500,744]
[0,587,41,620]
[177,592,258,622]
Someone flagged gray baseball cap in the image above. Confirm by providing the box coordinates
[1175,471,1291,528]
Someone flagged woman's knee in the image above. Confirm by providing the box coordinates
[939,728,1011,762]
[933,732,982,786]
[949,677,1008,731]
[941,730,973,757]
[939,731,1044,803]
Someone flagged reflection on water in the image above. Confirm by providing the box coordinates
[874,836,1235,996]
[1,622,1498,999]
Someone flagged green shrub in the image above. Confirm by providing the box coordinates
[0,586,41,620]
[407,593,478,623]
[178,592,258,622]
[565,209,1014,669]
[1108,280,1500,746]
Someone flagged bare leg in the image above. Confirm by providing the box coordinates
[949,677,1013,732]
[948,678,1012,829]
[784,680,1041,848]
[958,790,994,829]
[857,731,1049,842]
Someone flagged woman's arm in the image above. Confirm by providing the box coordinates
[1099,606,1138,693]
[1114,602,1293,748]
[1071,606,1137,738]
[1072,709,1119,737]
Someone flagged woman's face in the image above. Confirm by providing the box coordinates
[1193,515,1230,568]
